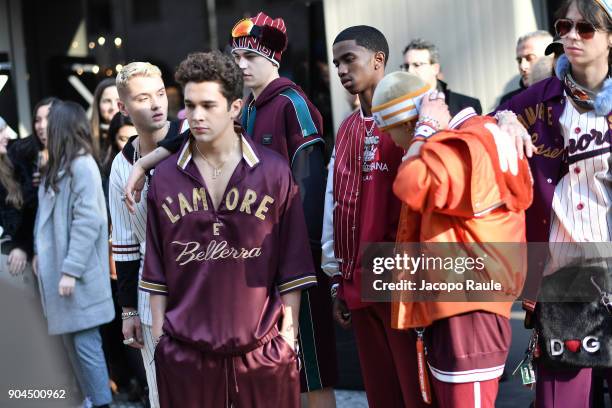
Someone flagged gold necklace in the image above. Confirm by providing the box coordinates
[193,139,237,180]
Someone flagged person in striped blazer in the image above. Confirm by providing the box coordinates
[110,61,184,408]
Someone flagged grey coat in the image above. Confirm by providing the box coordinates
[35,155,114,335]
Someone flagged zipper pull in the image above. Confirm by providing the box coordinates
[590,276,612,314]
[415,328,432,404]
[512,330,537,388]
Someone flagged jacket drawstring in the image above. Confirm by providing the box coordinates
[224,358,229,408]
[232,357,239,394]
[224,356,239,407]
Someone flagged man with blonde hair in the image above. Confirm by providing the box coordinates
[109,61,185,408]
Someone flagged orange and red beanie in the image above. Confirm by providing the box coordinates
[230,12,288,67]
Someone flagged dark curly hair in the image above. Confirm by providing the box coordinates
[175,51,243,107]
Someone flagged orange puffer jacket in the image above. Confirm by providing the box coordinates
[392,115,533,329]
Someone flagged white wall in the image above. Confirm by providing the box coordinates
[324,0,548,133]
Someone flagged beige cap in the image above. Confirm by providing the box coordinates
[372,71,430,131]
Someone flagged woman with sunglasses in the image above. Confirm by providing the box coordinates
[497,0,612,406]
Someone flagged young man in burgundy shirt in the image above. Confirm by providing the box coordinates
[126,13,336,405]
[322,25,428,408]
[139,51,316,407]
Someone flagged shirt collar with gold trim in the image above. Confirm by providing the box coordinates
[176,132,261,170]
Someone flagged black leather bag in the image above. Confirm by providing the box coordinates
[536,265,612,369]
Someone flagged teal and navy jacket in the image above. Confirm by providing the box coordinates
[241,77,326,256]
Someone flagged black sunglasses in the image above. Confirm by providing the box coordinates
[554,18,597,40]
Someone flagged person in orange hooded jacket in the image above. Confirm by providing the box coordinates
[371,71,534,408]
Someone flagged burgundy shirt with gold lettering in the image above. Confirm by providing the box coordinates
[139,133,316,354]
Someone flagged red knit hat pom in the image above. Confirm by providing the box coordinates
[231,12,287,65]
[259,25,288,52]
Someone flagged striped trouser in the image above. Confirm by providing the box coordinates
[141,323,160,408]
[297,277,338,392]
